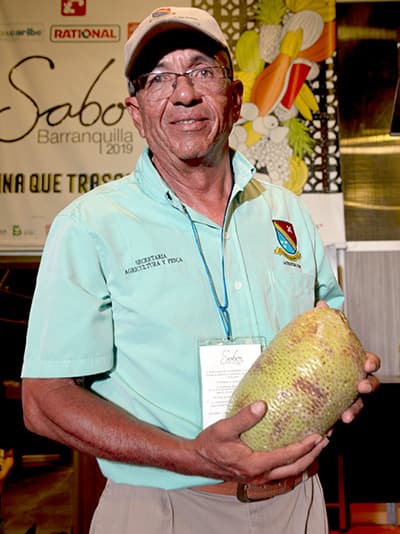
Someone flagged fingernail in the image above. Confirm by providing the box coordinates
[315,436,329,448]
[250,401,266,416]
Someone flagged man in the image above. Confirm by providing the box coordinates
[21,7,380,534]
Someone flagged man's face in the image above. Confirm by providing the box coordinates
[125,47,242,167]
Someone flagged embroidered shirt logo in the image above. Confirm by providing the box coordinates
[125,252,183,275]
[273,220,301,261]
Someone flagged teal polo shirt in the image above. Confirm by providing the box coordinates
[22,148,344,489]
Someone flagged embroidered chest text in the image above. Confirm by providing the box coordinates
[125,252,183,274]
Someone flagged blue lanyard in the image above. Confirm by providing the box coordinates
[182,204,232,340]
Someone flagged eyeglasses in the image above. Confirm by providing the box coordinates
[131,66,232,101]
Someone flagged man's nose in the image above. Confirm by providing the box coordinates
[170,74,198,102]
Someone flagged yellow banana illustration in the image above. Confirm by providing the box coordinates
[299,83,319,111]
[286,155,309,195]
[294,90,313,120]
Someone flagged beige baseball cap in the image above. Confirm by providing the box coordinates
[124,6,231,80]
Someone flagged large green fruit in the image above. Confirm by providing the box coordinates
[226,307,367,451]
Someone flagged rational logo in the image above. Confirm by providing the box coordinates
[61,0,86,16]
[50,25,120,42]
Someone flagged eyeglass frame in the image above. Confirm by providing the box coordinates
[128,65,233,99]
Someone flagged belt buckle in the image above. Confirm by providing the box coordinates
[236,476,296,503]
[236,464,316,503]
[237,483,253,503]
[236,482,280,503]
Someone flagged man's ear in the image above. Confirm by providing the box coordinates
[125,96,145,138]
[231,80,243,123]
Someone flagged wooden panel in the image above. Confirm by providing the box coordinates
[344,250,400,377]
[73,451,106,534]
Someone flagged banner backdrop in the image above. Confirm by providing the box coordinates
[0,0,188,251]
[0,0,345,252]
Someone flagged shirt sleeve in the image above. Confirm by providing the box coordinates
[308,210,344,311]
[22,213,114,378]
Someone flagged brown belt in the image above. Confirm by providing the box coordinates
[192,461,318,503]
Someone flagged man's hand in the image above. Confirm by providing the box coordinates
[190,401,328,485]
[341,351,380,423]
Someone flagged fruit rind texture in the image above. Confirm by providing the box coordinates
[226,307,367,451]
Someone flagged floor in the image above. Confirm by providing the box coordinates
[2,463,400,534]
[2,464,73,534]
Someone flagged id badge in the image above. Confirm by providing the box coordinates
[199,337,265,429]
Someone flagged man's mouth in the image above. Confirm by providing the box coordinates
[174,119,197,124]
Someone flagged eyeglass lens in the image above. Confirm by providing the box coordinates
[135,66,230,101]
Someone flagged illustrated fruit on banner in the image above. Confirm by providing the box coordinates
[229,0,336,195]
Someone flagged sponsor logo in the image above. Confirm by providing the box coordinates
[10,224,36,237]
[127,22,139,39]
[151,7,172,18]
[61,0,86,16]
[12,225,22,237]
[0,24,44,40]
[273,219,302,262]
[50,25,120,42]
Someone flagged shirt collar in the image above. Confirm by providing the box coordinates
[132,147,256,206]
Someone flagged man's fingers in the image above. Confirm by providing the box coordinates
[220,401,267,439]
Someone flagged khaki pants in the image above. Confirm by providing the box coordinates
[89,475,328,534]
